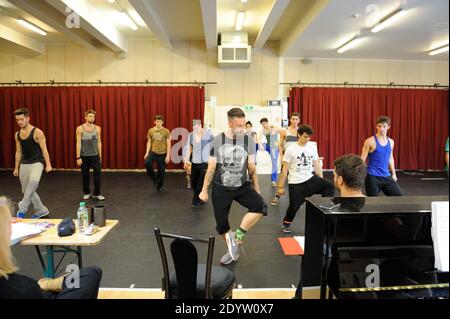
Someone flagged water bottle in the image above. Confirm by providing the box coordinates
[77,202,87,234]
[82,204,89,231]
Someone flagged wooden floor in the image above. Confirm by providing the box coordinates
[98,287,323,299]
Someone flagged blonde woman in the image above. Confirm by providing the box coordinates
[0,196,102,299]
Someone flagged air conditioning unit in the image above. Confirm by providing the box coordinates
[218,32,251,68]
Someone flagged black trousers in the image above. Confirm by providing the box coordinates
[365,174,404,196]
[212,183,267,235]
[191,163,207,204]
[284,175,335,223]
[145,152,166,187]
[81,155,102,196]
[44,266,102,299]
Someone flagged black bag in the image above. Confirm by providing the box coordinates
[57,218,75,237]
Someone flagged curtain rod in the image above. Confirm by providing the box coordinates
[280,81,449,89]
[0,80,217,86]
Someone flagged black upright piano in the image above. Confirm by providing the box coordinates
[301,195,449,299]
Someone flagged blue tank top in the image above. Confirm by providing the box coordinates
[367,135,391,177]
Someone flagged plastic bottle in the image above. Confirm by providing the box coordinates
[77,202,87,234]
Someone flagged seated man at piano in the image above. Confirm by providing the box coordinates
[326,156,448,299]
[0,196,103,299]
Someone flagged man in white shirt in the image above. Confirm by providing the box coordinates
[276,125,335,233]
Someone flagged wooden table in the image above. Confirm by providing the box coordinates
[20,219,119,278]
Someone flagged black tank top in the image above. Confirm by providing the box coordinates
[18,127,45,164]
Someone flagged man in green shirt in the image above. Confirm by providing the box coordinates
[145,115,171,191]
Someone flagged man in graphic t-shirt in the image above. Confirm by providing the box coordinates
[276,125,335,233]
[199,108,267,265]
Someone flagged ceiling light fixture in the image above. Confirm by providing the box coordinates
[241,0,248,3]
[17,19,47,36]
[337,37,364,53]
[107,0,115,3]
[235,11,245,31]
[128,9,146,27]
[429,45,449,56]
[371,8,407,33]
[120,11,138,30]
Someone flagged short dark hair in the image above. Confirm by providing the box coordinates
[298,124,314,136]
[260,118,268,124]
[376,116,391,125]
[333,154,367,189]
[246,121,252,126]
[291,112,300,119]
[227,108,245,119]
[14,108,29,117]
[155,115,164,121]
[85,109,96,116]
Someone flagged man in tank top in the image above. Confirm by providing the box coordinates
[271,112,301,205]
[361,116,403,196]
[76,109,104,201]
[13,108,52,219]
[279,112,301,157]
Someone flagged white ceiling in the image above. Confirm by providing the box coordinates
[283,0,449,61]
[0,0,448,61]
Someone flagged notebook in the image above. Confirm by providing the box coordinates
[10,222,45,246]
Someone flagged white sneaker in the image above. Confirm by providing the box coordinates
[220,252,235,265]
[83,194,91,200]
[225,232,240,261]
[93,195,105,200]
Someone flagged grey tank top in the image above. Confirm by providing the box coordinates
[81,125,99,156]
[284,129,298,150]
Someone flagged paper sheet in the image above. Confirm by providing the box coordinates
[10,222,43,246]
[431,201,449,272]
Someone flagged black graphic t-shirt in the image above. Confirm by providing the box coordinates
[210,133,256,189]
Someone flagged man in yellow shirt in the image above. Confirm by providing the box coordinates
[144,115,171,192]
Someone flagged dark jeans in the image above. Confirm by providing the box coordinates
[191,163,207,204]
[44,266,102,299]
[145,152,166,188]
[81,155,102,196]
[284,175,335,223]
[365,174,404,196]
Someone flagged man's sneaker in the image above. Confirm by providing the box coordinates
[282,222,292,233]
[225,232,239,261]
[93,195,105,200]
[220,251,235,265]
[83,194,91,200]
[16,211,26,219]
[271,195,280,206]
[32,210,49,219]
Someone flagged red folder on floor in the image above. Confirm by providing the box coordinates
[278,237,304,256]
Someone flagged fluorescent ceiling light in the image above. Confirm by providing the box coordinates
[119,11,138,30]
[235,11,245,31]
[17,19,47,36]
[371,8,407,33]
[128,9,146,27]
[429,45,449,56]
[107,0,115,3]
[241,0,248,2]
[337,37,363,53]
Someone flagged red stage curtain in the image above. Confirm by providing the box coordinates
[289,87,448,170]
[0,86,204,169]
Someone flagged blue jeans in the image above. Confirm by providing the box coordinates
[264,143,279,182]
